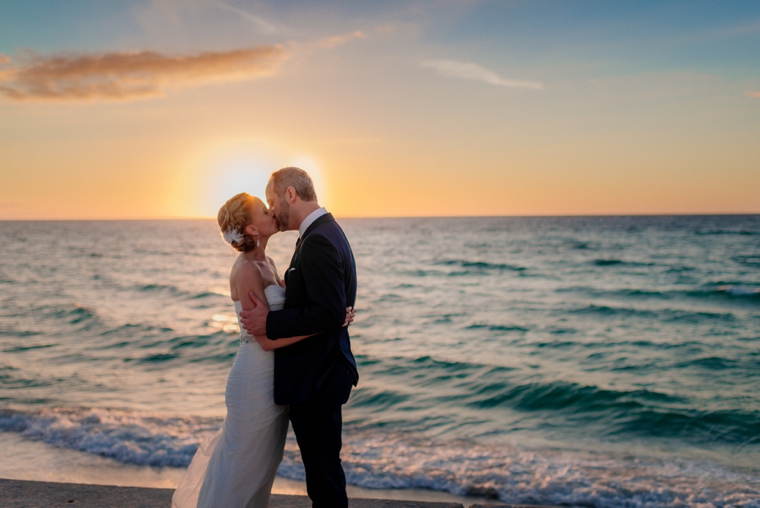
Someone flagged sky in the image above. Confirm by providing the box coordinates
[1,0,759,219]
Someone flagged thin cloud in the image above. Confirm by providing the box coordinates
[0,53,10,64]
[0,46,286,102]
[710,20,760,37]
[213,1,287,35]
[746,91,760,98]
[318,30,367,49]
[420,59,543,90]
[375,24,397,33]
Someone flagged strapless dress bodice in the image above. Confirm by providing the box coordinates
[263,284,286,311]
[234,285,286,343]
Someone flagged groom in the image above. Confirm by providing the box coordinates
[239,166,359,508]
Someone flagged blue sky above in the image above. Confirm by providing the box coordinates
[2,1,759,70]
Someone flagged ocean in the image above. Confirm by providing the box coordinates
[1,216,759,507]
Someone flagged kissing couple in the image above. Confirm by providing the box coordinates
[172,167,359,508]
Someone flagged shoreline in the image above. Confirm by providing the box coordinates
[0,433,519,507]
[0,479,553,508]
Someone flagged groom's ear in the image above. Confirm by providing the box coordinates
[285,186,297,204]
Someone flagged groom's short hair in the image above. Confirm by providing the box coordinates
[271,167,317,202]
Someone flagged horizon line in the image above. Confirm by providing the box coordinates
[1,212,759,221]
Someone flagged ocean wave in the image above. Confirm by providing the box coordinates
[465,323,530,332]
[315,431,760,508]
[49,305,99,325]
[0,365,57,391]
[355,355,760,446]
[712,285,760,298]
[2,343,55,352]
[2,406,759,507]
[435,259,526,271]
[558,283,760,303]
[98,323,174,339]
[567,304,736,322]
[695,229,759,236]
[734,255,760,267]
[466,379,683,411]
[0,407,217,467]
[136,283,184,294]
[134,283,224,301]
[593,259,655,267]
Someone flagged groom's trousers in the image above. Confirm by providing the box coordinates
[289,359,354,508]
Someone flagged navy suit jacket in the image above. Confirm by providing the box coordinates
[266,213,359,405]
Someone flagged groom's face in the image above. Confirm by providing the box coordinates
[265,180,289,232]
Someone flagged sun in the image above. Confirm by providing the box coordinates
[171,140,328,218]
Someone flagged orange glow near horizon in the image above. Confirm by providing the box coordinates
[1,3,759,220]
[2,120,759,220]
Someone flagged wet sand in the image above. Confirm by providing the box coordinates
[0,478,552,508]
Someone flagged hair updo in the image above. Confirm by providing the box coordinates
[217,192,257,252]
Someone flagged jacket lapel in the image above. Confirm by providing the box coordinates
[285,213,335,285]
[293,213,335,256]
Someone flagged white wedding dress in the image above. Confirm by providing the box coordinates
[172,285,289,508]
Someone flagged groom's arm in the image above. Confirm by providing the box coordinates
[266,234,347,340]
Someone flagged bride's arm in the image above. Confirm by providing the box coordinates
[253,256,354,351]
[235,263,270,314]
[255,307,356,351]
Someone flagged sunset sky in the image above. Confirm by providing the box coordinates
[1,0,759,219]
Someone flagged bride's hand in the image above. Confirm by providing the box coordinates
[254,335,277,352]
[343,307,355,327]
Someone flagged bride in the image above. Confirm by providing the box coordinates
[172,192,354,508]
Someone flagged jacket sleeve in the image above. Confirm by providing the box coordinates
[265,233,346,339]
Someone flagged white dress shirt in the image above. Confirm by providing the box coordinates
[299,207,328,238]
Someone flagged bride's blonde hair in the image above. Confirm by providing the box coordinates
[217,193,258,252]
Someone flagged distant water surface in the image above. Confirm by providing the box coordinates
[1,216,759,507]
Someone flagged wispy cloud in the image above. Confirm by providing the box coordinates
[746,91,760,98]
[375,24,397,33]
[213,1,287,35]
[134,0,289,34]
[420,60,543,90]
[318,30,367,49]
[710,20,760,37]
[0,47,287,102]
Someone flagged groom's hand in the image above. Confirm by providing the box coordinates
[238,292,269,336]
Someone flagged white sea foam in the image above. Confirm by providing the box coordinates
[3,407,758,507]
[313,431,760,507]
[0,407,218,468]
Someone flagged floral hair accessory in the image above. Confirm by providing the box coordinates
[222,228,244,246]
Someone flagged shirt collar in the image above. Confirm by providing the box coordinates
[299,207,328,238]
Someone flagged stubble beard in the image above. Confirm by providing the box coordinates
[276,201,290,232]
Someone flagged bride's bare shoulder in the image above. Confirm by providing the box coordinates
[229,256,265,298]
[231,256,264,281]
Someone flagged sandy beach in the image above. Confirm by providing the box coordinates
[0,478,553,508]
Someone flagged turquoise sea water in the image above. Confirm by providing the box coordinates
[1,216,759,507]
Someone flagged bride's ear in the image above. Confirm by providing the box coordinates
[244,224,258,237]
